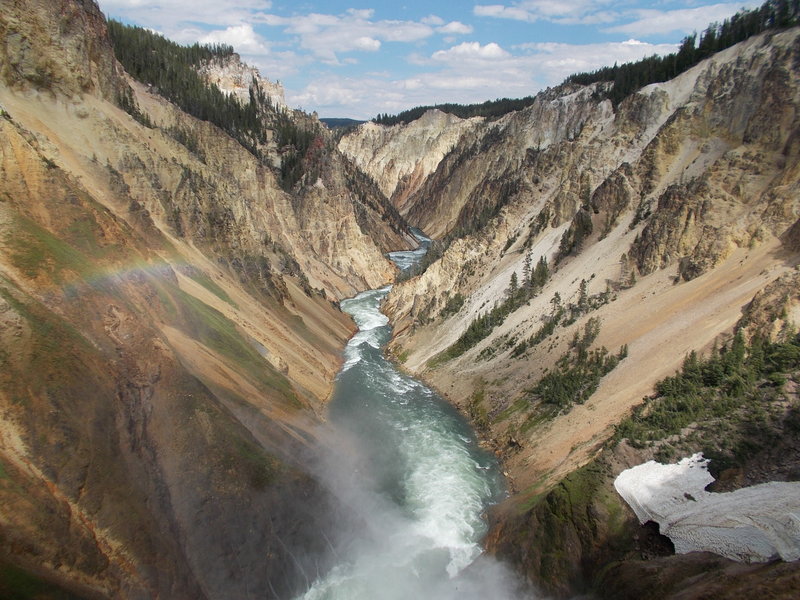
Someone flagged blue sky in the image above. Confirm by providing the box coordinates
[97,1,759,119]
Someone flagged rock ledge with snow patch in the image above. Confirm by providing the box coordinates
[614,453,800,563]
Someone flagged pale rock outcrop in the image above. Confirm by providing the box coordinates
[615,454,800,563]
[197,54,286,108]
[338,109,482,216]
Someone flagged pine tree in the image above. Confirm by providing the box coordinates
[507,272,519,300]
[578,279,588,311]
[522,251,533,291]
[534,256,549,288]
[550,291,561,313]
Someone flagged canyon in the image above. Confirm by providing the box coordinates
[1,0,799,598]
[341,23,800,597]
[348,26,800,490]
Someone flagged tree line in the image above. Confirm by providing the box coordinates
[373,96,538,127]
[428,253,550,365]
[107,20,265,152]
[567,0,800,105]
[373,0,800,126]
[529,328,627,411]
[106,20,320,190]
[615,330,800,463]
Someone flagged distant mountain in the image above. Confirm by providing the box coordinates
[320,117,366,129]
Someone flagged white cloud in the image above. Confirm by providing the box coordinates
[98,0,272,28]
[289,75,409,116]
[474,4,535,22]
[258,11,434,64]
[475,1,763,33]
[604,2,762,36]
[474,1,617,25]
[437,21,474,35]
[199,24,270,55]
[422,15,445,26]
[432,42,511,61]
[354,37,382,51]
[346,8,375,19]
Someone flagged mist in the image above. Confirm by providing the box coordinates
[293,285,535,600]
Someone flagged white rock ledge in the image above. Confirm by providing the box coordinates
[614,453,800,563]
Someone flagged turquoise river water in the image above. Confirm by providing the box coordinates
[298,232,524,599]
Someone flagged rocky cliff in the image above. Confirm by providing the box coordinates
[338,109,482,228]
[0,1,410,597]
[384,27,800,484]
[198,53,286,110]
[368,27,800,597]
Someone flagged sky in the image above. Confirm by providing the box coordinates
[96,1,760,119]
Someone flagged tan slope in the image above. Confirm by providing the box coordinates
[0,0,410,597]
[0,95,356,596]
[385,28,800,493]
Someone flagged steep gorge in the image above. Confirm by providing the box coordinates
[338,109,483,228]
[342,26,800,597]
[3,0,800,598]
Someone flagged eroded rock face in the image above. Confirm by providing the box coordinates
[380,28,800,596]
[197,54,286,109]
[0,1,409,597]
[338,109,483,219]
[0,0,124,99]
[394,85,613,239]
[386,27,800,444]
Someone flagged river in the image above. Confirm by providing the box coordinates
[298,231,523,600]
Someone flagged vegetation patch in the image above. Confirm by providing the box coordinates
[511,279,614,358]
[506,459,637,596]
[506,329,799,597]
[429,254,550,366]
[615,331,800,466]
[164,124,205,161]
[467,386,490,431]
[182,267,238,308]
[107,21,263,149]
[477,332,518,361]
[438,292,465,319]
[530,341,627,411]
[107,20,323,190]
[0,286,94,383]
[5,216,93,281]
[491,318,628,431]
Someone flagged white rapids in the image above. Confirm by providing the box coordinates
[297,233,525,600]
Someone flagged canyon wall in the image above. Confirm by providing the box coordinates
[0,1,410,597]
[339,109,483,227]
[382,27,800,489]
[346,28,800,597]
